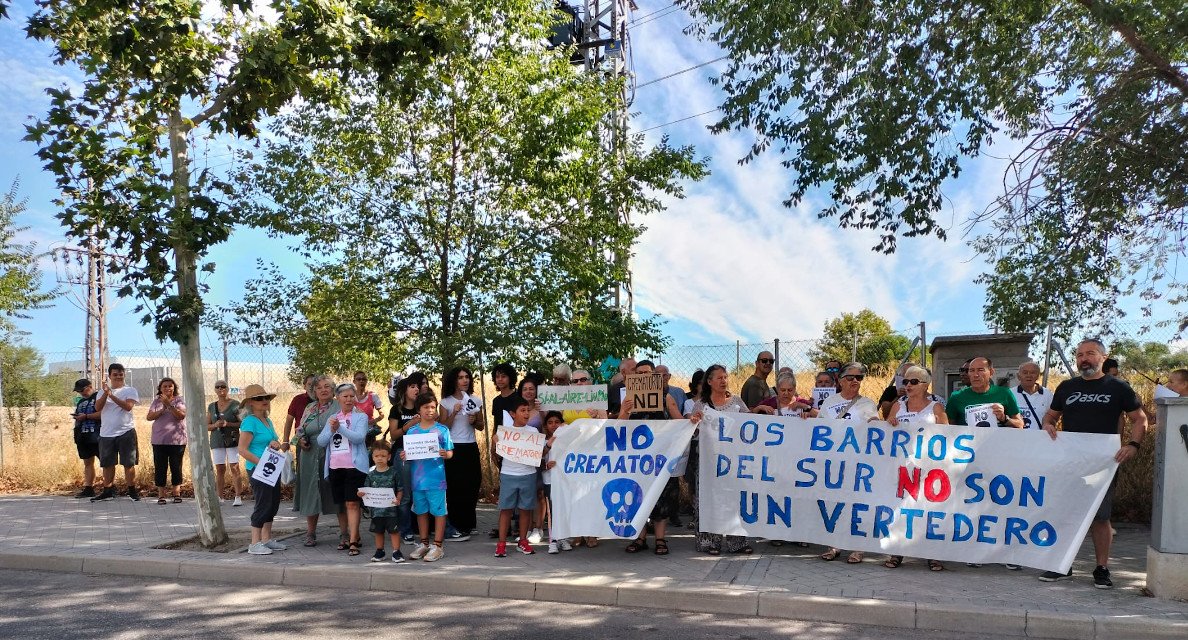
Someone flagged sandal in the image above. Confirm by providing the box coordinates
[303,534,317,547]
[846,551,864,564]
[347,541,361,556]
[585,537,599,548]
[625,539,648,553]
[884,555,904,569]
[654,539,669,556]
[156,498,167,505]
[737,545,754,555]
[928,559,945,572]
[172,497,182,504]
[337,534,350,551]
[820,548,841,561]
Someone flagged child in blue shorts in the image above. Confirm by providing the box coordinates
[495,395,538,557]
[400,392,454,562]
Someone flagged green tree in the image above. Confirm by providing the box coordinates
[22,0,452,545]
[809,309,914,374]
[0,180,56,333]
[217,8,702,376]
[679,0,1187,335]
[1110,339,1188,383]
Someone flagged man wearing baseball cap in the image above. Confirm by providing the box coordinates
[71,379,102,498]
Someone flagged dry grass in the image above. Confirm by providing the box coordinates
[3,371,1160,524]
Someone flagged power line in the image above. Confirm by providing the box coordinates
[629,2,676,24]
[631,5,682,28]
[638,108,720,133]
[636,55,729,89]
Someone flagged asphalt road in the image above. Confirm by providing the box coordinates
[0,568,1018,640]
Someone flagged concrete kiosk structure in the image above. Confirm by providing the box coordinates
[1149,397,1188,600]
[928,333,1036,399]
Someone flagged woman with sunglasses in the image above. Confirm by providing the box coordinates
[818,362,880,563]
[207,380,243,506]
[882,365,948,571]
[239,384,287,555]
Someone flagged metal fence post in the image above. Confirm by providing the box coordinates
[773,338,780,371]
[0,354,5,467]
[1042,321,1054,386]
[919,322,927,369]
[735,340,740,372]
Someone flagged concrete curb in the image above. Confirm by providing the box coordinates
[1,549,1184,639]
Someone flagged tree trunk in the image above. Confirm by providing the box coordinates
[169,110,228,547]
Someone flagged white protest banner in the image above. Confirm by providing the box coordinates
[550,418,695,539]
[403,432,440,460]
[538,385,609,412]
[625,373,665,413]
[699,414,1119,573]
[250,448,286,487]
[496,426,546,467]
[359,487,396,509]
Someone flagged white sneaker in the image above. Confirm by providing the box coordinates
[528,528,543,544]
[423,544,444,562]
[247,542,273,555]
[558,538,573,551]
[232,496,243,507]
[264,539,288,551]
[409,543,429,560]
[547,540,560,554]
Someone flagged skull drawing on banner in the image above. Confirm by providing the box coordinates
[262,460,277,476]
[601,478,643,537]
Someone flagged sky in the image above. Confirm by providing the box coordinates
[0,1,1178,365]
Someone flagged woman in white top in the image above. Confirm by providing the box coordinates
[689,364,752,555]
[884,365,948,571]
[819,362,880,563]
[439,366,484,537]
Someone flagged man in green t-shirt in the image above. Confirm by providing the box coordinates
[946,357,1025,428]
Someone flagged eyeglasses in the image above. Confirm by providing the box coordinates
[757,358,774,364]
[573,377,590,383]
[841,374,865,381]
[215,385,228,390]
[825,367,840,373]
[903,379,922,386]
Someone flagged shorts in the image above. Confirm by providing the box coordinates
[412,489,447,516]
[1094,474,1118,522]
[497,473,538,511]
[369,516,400,534]
[76,441,100,460]
[328,468,367,504]
[211,447,239,465]
[98,430,139,467]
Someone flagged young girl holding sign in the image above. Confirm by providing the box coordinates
[238,384,287,556]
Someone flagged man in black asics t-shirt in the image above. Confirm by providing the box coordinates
[1039,338,1146,589]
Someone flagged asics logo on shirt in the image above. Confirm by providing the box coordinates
[1065,392,1112,404]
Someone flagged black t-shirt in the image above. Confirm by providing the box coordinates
[878,384,898,405]
[607,382,625,415]
[1051,375,1141,435]
[387,403,418,449]
[491,393,517,428]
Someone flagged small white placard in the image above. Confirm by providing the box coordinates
[812,387,834,409]
[403,431,441,460]
[359,486,396,509]
[250,448,285,487]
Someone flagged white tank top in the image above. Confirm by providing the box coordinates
[896,398,938,424]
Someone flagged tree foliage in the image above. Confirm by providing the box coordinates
[216,6,705,376]
[0,180,56,334]
[809,309,914,374]
[1110,338,1188,383]
[679,0,1188,334]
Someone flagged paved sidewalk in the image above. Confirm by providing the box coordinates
[1,495,1185,638]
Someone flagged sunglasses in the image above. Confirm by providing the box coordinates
[841,374,865,381]
[215,385,228,390]
[757,358,774,364]
[249,395,271,401]
[573,377,590,383]
[903,379,922,386]
[825,367,840,373]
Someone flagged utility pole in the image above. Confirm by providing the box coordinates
[52,230,117,383]
[223,338,229,383]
